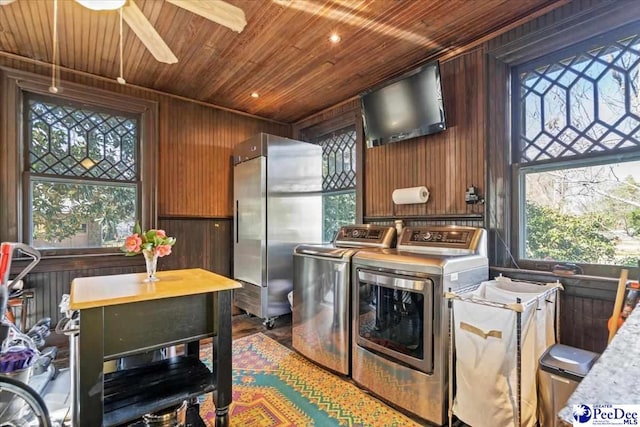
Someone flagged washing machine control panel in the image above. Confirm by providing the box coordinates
[334,226,396,248]
[409,229,470,244]
[399,226,485,254]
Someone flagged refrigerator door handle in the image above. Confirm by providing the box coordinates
[235,200,239,243]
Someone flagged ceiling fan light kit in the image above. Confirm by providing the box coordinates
[75,0,125,11]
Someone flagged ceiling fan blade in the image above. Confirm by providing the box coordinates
[122,1,178,64]
[166,0,247,33]
[0,0,17,5]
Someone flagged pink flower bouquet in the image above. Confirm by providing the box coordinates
[122,222,176,257]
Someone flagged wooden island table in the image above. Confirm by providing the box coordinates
[69,268,241,427]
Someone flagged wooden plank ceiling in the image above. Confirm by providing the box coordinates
[0,0,565,123]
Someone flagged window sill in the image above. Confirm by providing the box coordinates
[9,252,144,274]
[490,266,619,300]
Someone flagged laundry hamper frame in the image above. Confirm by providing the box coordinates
[446,277,562,427]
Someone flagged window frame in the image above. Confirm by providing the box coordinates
[297,110,364,225]
[308,123,358,242]
[23,93,141,253]
[311,124,357,193]
[510,26,640,277]
[0,68,158,257]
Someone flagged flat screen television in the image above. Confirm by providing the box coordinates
[360,60,446,148]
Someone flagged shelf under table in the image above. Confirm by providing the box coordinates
[103,355,214,427]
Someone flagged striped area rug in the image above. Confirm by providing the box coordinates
[198,333,424,427]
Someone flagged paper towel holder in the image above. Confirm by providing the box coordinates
[392,186,430,205]
[391,185,431,217]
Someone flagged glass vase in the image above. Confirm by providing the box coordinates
[143,250,159,282]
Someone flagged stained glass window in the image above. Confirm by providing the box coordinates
[25,95,139,249]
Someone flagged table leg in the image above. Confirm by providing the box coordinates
[75,307,105,426]
[185,340,200,357]
[185,397,207,427]
[215,407,230,427]
[213,290,233,427]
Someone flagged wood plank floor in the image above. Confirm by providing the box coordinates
[232,312,292,348]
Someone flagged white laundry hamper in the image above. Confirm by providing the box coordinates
[448,277,562,427]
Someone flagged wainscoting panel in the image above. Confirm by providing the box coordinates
[559,293,612,354]
[21,264,144,331]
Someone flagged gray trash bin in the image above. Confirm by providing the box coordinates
[538,344,599,427]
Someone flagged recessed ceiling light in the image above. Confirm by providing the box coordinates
[329,33,341,44]
[250,92,259,98]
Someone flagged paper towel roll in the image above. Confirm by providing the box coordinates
[392,186,430,204]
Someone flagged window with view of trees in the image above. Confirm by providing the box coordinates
[513,28,640,271]
[25,95,139,250]
[311,125,357,242]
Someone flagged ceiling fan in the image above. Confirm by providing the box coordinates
[0,0,247,64]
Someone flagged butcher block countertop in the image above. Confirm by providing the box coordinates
[558,303,640,424]
[69,268,241,310]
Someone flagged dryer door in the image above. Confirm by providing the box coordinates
[354,268,434,374]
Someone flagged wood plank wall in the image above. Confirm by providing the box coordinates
[362,49,486,220]
[158,98,289,217]
[0,56,288,325]
[295,50,487,224]
[0,56,290,218]
[485,0,640,65]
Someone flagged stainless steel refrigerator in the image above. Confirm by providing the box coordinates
[233,133,323,328]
